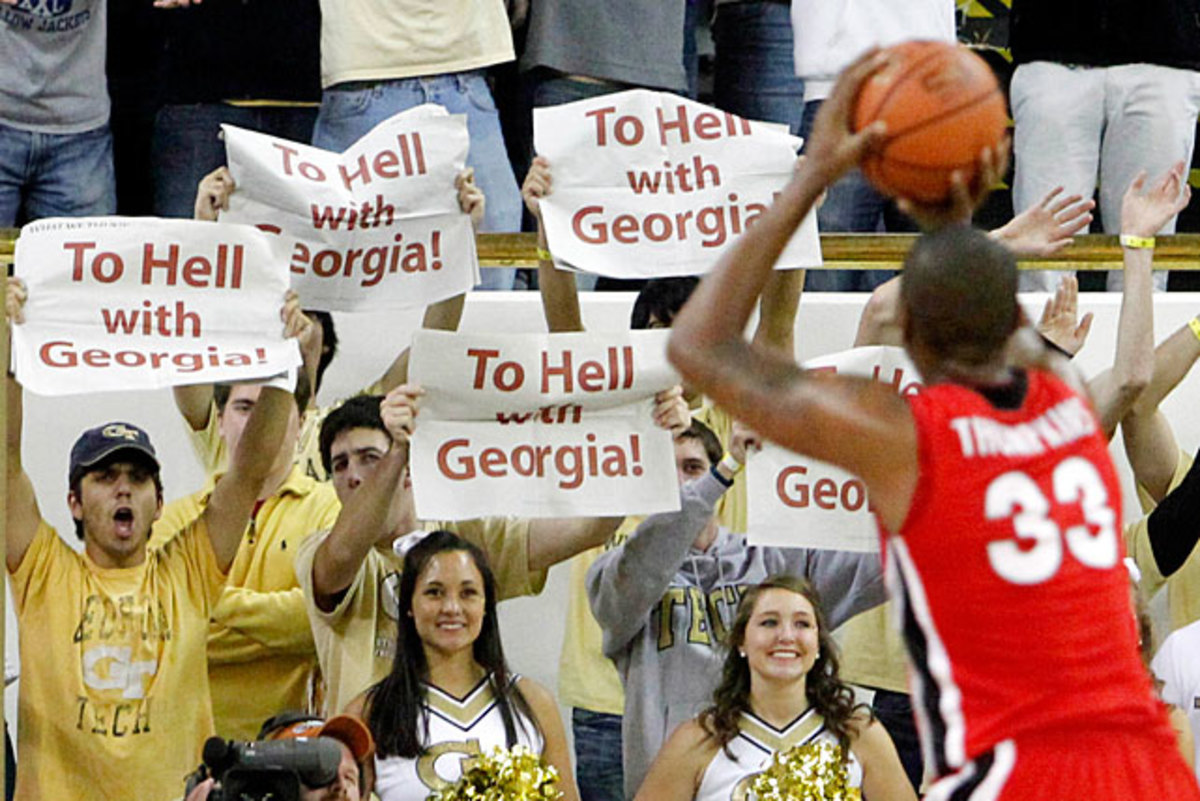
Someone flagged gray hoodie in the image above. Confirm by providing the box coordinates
[586,470,887,800]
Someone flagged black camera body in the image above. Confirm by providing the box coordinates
[186,736,344,801]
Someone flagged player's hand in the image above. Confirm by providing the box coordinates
[799,49,889,186]
[194,166,235,221]
[652,386,689,434]
[5,276,27,325]
[729,421,763,465]
[1121,161,1191,240]
[1036,275,1093,357]
[455,168,486,230]
[991,186,1095,257]
[522,156,552,225]
[380,384,424,443]
[897,138,1010,230]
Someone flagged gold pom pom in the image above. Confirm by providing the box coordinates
[748,740,861,801]
[431,744,562,801]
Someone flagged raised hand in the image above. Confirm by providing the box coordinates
[652,385,689,435]
[194,166,235,221]
[1036,275,1093,357]
[455,168,486,229]
[5,276,27,325]
[992,186,1095,257]
[380,384,425,443]
[1121,162,1191,239]
[522,156,552,224]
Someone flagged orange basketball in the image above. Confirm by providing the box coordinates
[853,40,1008,204]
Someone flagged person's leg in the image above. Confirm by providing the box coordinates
[428,72,523,290]
[255,106,320,149]
[152,104,249,218]
[312,83,403,153]
[1100,64,1200,291]
[314,76,518,289]
[572,709,624,801]
[0,124,33,227]
[870,689,923,793]
[1011,61,1104,291]
[22,125,117,221]
[711,1,805,135]
[798,100,895,291]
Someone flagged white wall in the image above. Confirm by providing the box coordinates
[10,289,1200,735]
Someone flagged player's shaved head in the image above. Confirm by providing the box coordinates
[900,224,1019,367]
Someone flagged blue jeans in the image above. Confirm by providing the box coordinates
[0,122,116,227]
[314,70,522,290]
[151,103,318,219]
[572,708,623,801]
[712,1,805,136]
[798,100,908,291]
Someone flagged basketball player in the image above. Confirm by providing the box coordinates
[667,50,1200,799]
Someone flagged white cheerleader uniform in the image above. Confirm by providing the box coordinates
[373,675,544,801]
[695,708,863,801]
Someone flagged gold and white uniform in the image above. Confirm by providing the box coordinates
[695,709,863,801]
[373,674,544,801]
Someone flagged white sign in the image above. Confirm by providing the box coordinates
[408,329,682,519]
[12,217,300,396]
[222,106,479,311]
[747,346,923,552]
[533,89,820,278]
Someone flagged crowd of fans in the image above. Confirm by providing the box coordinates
[5,1,1200,800]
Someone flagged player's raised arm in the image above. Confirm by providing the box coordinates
[667,52,917,531]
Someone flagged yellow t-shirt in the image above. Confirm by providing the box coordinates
[150,465,342,739]
[295,518,546,716]
[556,403,746,714]
[319,0,513,88]
[1127,448,1200,632]
[9,520,225,801]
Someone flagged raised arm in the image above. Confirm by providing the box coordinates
[203,299,310,569]
[524,156,585,333]
[667,53,918,533]
[5,279,41,571]
[1088,164,1190,439]
[1121,325,1200,503]
[309,386,415,609]
[374,170,479,391]
[586,471,730,657]
[204,384,293,570]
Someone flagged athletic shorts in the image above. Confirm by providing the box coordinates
[924,730,1200,800]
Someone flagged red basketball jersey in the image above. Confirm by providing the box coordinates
[892,369,1172,777]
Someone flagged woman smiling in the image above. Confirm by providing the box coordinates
[637,576,915,801]
[347,530,579,801]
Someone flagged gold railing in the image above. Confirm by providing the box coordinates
[4,229,1200,271]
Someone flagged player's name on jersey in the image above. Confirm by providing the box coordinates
[949,396,1097,459]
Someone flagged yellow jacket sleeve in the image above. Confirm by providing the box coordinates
[207,586,315,663]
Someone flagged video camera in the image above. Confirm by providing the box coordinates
[185,735,344,801]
